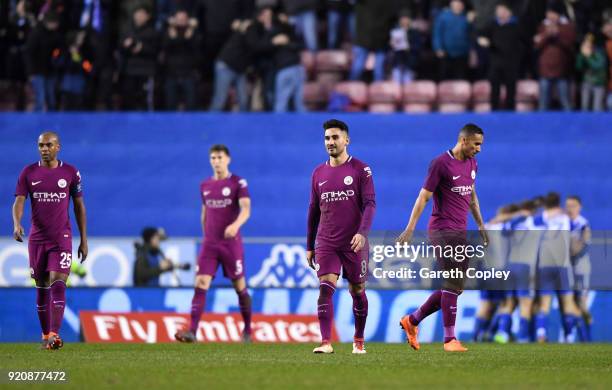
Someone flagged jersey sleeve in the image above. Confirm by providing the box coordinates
[358,164,376,236]
[70,168,83,198]
[15,167,29,198]
[423,158,443,192]
[306,169,321,251]
[237,177,250,198]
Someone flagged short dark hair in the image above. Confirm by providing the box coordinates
[519,200,538,212]
[209,144,230,156]
[500,203,520,214]
[567,195,582,205]
[459,123,484,138]
[141,227,159,244]
[323,119,349,133]
[543,192,561,208]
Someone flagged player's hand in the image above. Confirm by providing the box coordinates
[78,240,88,263]
[478,227,489,247]
[160,259,173,271]
[350,233,366,253]
[224,224,239,239]
[306,250,316,270]
[397,229,413,244]
[13,224,24,242]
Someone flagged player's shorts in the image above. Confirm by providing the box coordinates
[480,290,505,301]
[538,266,573,295]
[28,238,73,281]
[197,239,245,280]
[429,231,469,291]
[315,245,368,284]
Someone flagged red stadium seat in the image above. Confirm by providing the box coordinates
[333,81,368,111]
[402,80,437,112]
[472,80,491,112]
[516,79,539,112]
[301,51,316,80]
[437,80,471,112]
[315,50,350,72]
[303,82,327,111]
[367,81,401,113]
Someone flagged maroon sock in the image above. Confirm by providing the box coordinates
[189,287,207,334]
[317,281,336,343]
[409,290,442,326]
[350,290,368,339]
[49,280,66,334]
[238,289,252,335]
[441,290,459,343]
[36,286,51,335]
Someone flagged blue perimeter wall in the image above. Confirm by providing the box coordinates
[1,113,611,236]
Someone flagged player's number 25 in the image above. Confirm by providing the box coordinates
[60,252,72,269]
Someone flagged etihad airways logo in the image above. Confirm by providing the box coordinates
[321,190,355,202]
[205,198,232,208]
[33,192,67,203]
[451,186,473,196]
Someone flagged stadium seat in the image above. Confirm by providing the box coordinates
[301,51,316,80]
[333,81,368,111]
[472,80,491,112]
[437,80,471,112]
[402,80,437,112]
[315,50,350,73]
[303,82,328,111]
[516,79,539,112]
[368,81,401,113]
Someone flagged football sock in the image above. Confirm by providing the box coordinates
[518,316,530,343]
[409,290,442,326]
[317,281,336,343]
[238,288,252,335]
[473,317,490,341]
[497,313,512,337]
[535,313,548,340]
[441,290,459,343]
[350,290,368,339]
[49,280,66,334]
[36,286,51,336]
[189,287,207,334]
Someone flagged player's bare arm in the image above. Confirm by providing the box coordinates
[398,188,433,244]
[12,195,26,242]
[200,205,206,235]
[470,186,489,246]
[73,196,88,261]
[224,197,251,238]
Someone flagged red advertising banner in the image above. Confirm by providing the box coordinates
[80,312,338,343]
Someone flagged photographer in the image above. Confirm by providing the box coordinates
[133,227,189,286]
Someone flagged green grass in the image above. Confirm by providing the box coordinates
[1,343,612,389]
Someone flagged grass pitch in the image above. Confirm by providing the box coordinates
[1,343,612,389]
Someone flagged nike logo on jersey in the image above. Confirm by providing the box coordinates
[203,191,211,196]
[32,181,42,186]
[452,176,461,180]
[318,180,328,187]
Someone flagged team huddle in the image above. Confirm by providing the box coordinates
[15,120,585,353]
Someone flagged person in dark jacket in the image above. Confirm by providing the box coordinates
[162,9,201,110]
[119,5,159,111]
[282,0,318,51]
[59,30,90,110]
[209,19,253,111]
[24,11,63,111]
[326,0,354,49]
[389,10,423,83]
[432,0,472,80]
[477,2,525,110]
[133,227,174,287]
[349,0,395,81]
[272,16,305,112]
[5,0,35,111]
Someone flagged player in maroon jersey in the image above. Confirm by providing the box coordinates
[397,123,487,352]
[307,119,376,354]
[175,144,252,343]
[13,131,88,350]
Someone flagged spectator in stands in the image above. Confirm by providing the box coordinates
[59,30,90,110]
[162,9,200,111]
[133,227,174,287]
[477,2,524,111]
[24,11,63,112]
[349,0,395,81]
[210,19,252,111]
[576,34,606,111]
[283,0,318,51]
[119,5,159,111]
[5,0,34,111]
[326,0,354,49]
[272,15,305,112]
[534,3,576,111]
[156,0,197,30]
[246,6,279,110]
[432,0,472,80]
[603,17,612,110]
[389,9,422,84]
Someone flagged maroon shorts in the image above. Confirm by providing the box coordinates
[28,238,72,281]
[315,245,369,284]
[197,239,245,280]
[429,231,469,291]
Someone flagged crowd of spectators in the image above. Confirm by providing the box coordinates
[0,0,611,112]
